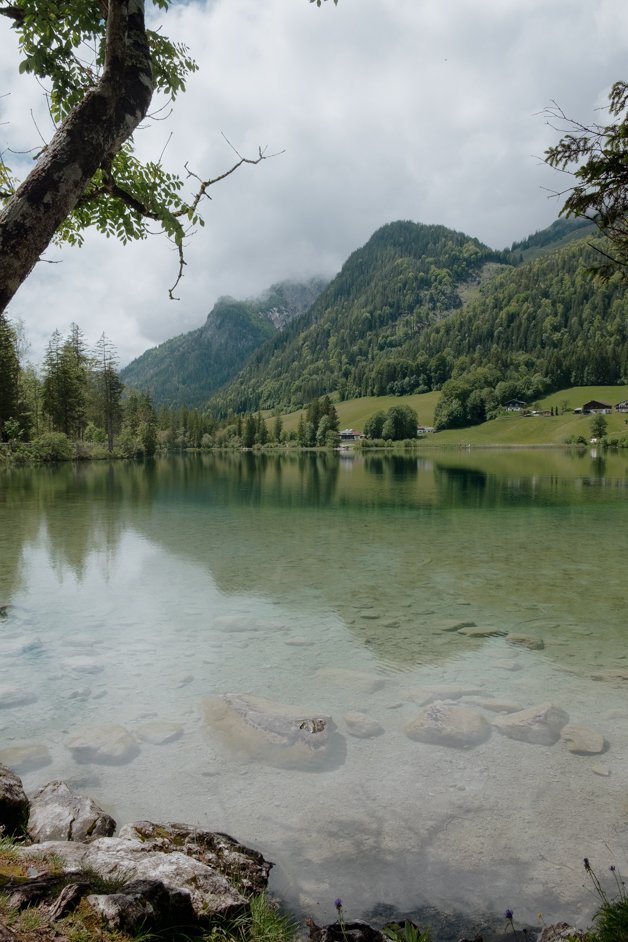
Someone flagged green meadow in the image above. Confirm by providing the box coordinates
[276,386,628,446]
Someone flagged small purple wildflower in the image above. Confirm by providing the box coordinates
[610,865,616,872]
[584,858,591,871]
[334,898,343,909]
[504,909,514,921]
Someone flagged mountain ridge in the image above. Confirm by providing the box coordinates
[120,277,328,407]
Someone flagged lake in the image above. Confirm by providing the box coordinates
[1,448,627,936]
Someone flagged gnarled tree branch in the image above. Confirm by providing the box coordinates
[0,0,155,314]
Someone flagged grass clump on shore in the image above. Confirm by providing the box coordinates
[583,858,628,942]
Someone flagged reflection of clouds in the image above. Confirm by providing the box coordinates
[1,453,627,928]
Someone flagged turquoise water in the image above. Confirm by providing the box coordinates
[0,450,627,932]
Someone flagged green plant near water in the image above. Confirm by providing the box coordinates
[382,918,431,942]
[203,893,297,942]
[584,858,628,942]
[0,830,18,857]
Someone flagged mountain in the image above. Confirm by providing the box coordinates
[207,218,625,418]
[208,221,504,414]
[120,277,328,407]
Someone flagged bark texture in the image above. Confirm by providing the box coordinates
[0,0,155,314]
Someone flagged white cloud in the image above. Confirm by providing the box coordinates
[2,0,627,366]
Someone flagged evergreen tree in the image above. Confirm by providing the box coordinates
[272,415,283,443]
[94,333,124,452]
[243,414,257,448]
[0,312,20,441]
[43,324,89,438]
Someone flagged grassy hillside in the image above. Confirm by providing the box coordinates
[276,391,441,434]
[276,385,628,445]
[423,385,628,446]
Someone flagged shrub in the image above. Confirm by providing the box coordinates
[33,432,73,462]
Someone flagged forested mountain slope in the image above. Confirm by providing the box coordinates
[427,239,628,428]
[209,221,502,414]
[120,278,327,407]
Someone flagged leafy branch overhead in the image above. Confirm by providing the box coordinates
[0,1,335,314]
[544,80,628,280]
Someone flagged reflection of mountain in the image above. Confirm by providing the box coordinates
[126,453,627,667]
[3,454,626,667]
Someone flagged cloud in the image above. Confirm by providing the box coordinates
[2,0,627,366]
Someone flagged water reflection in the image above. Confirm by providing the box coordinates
[1,450,627,930]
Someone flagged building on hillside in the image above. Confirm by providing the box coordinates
[615,400,628,412]
[339,428,362,441]
[505,399,527,412]
[581,400,612,414]
[417,426,434,434]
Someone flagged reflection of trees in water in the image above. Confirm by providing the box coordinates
[0,469,42,602]
[153,451,342,509]
[0,461,159,599]
[433,464,492,507]
[364,454,418,480]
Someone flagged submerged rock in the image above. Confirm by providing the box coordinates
[405,684,483,706]
[457,625,507,638]
[28,780,116,843]
[316,668,386,694]
[507,633,545,650]
[0,743,51,774]
[204,693,344,769]
[405,701,491,748]
[591,668,628,682]
[436,620,477,632]
[63,656,104,674]
[465,696,523,714]
[67,724,140,765]
[591,763,611,777]
[0,762,29,835]
[492,703,569,745]
[0,685,37,709]
[343,711,384,738]
[560,723,607,755]
[135,721,183,745]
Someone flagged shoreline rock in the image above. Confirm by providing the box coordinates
[0,762,599,942]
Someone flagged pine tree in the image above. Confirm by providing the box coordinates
[42,324,90,438]
[94,333,124,452]
[0,312,20,441]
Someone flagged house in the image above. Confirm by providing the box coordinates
[615,400,628,413]
[416,426,434,435]
[581,400,612,414]
[339,428,362,441]
[505,399,527,412]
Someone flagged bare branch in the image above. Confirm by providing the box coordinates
[182,137,285,219]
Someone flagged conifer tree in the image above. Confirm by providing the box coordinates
[0,311,20,441]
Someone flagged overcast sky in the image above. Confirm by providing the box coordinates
[1,0,627,367]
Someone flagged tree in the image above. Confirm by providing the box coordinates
[0,311,20,440]
[544,81,628,280]
[590,413,608,439]
[42,324,90,438]
[93,333,124,452]
[272,414,283,443]
[363,411,386,440]
[120,388,157,456]
[0,1,337,315]
[242,414,257,448]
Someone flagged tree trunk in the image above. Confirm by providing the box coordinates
[0,0,155,315]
